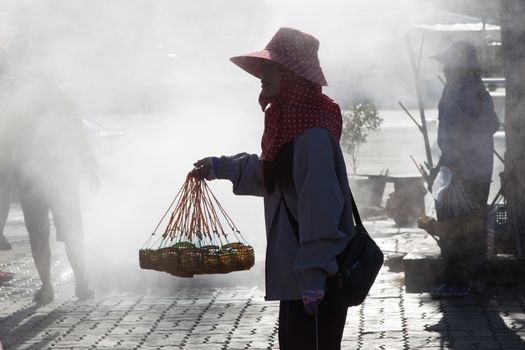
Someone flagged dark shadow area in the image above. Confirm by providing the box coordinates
[404,256,525,293]
[0,304,59,350]
[425,291,525,349]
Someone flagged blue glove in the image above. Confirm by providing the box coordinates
[191,157,218,180]
[302,289,325,315]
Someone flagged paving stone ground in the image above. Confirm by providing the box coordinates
[3,215,525,349]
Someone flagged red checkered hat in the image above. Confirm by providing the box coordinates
[230,27,328,86]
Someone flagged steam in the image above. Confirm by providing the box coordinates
[0,0,493,290]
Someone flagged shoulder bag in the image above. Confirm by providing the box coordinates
[282,191,384,307]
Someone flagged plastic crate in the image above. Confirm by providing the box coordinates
[494,204,507,235]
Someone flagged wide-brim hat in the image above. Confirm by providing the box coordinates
[431,40,482,71]
[230,27,328,86]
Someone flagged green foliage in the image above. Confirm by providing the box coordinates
[341,101,382,174]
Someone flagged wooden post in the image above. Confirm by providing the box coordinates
[499,0,525,256]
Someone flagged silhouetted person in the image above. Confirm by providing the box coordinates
[10,75,99,304]
[430,41,500,298]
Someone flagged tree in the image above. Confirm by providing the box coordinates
[499,0,525,255]
[340,101,383,174]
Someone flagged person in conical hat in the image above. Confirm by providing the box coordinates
[192,27,355,349]
[431,40,482,71]
[429,41,500,299]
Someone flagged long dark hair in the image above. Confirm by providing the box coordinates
[262,141,294,194]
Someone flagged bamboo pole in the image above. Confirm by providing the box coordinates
[406,35,433,170]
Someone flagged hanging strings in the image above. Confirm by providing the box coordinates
[143,174,248,249]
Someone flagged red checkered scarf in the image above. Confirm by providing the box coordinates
[259,72,342,161]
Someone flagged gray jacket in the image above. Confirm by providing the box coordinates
[213,127,355,300]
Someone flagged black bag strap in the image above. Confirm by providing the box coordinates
[280,187,363,240]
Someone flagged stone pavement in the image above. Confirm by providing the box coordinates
[2,215,525,349]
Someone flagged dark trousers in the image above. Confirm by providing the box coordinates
[279,299,348,350]
[437,180,490,285]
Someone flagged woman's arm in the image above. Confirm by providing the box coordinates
[210,153,265,197]
[291,128,349,292]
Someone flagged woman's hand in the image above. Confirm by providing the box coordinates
[189,157,217,180]
[302,289,325,315]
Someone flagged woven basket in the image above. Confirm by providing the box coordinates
[199,245,220,274]
[139,249,158,270]
[235,245,255,270]
[218,249,237,273]
[158,247,179,273]
[179,246,204,274]
[222,242,254,271]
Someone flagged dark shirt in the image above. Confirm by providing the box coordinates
[437,80,500,182]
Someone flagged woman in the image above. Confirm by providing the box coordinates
[192,28,355,349]
[430,41,500,298]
